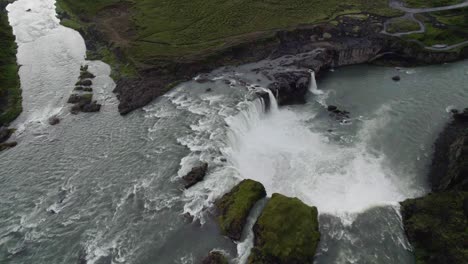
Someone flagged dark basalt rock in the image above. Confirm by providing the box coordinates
[216,179,266,241]
[248,193,320,264]
[182,163,208,189]
[429,109,468,191]
[48,116,60,125]
[68,94,92,105]
[0,141,17,151]
[401,107,468,264]
[453,108,468,122]
[401,192,468,264]
[0,126,13,143]
[392,75,401,81]
[76,79,93,86]
[81,101,102,113]
[79,71,95,80]
[327,105,350,120]
[256,91,271,112]
[267,71,310,105]
[201,251,228,264]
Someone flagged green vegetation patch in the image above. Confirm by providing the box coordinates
[404,10,468,47]
[403,0,465,8]
[401,191,468,264]
[387,17,421,33]
[248,193,320,264]
[201,251,229,264]
[216,179,266,241]
[0,1,21,126]
[57,0,402,66]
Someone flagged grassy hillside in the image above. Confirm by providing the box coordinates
[57,0,402,66]
[403,0,465,8]
[0,0,21,126]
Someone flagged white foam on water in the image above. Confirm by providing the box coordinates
[227,100,411,216]
[7,0,86,132]
[309,71,323,95]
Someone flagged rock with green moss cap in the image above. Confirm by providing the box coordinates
[216,179,266,240]
[248,193,320,264]
[201,251,229,264]
[401,191,468,264]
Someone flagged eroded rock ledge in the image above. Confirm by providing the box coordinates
[401,109,468,264]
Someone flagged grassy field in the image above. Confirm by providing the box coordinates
[403,0,465,8]
[405,8,468,46]
[57,0,403,66]
[387,17,421,33]
[0,1,21,126]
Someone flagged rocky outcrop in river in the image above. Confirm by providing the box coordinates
[215,179,266,241]
[401,108,468,264]
[248,193,320,264]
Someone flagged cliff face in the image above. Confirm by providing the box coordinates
[401,110,468,264]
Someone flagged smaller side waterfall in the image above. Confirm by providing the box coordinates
[309,71,324,95]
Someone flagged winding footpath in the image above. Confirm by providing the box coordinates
[383,0,468,50]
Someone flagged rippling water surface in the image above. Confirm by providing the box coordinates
[1,0,468,263]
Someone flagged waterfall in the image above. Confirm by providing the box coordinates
[309,71,324,95]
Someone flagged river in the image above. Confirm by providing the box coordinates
[1,0,468,263]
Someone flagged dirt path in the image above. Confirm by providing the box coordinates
[382,0,468,50]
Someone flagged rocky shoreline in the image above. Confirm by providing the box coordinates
[400,109,468,264]
[62,6,468,115]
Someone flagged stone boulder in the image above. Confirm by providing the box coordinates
[248,193,320,264]
[201,251,228,264]
[182,163,208,189]
[401,192,468,264]
[0,126,13,143]
[48,116,60,125]
[216,179,266,240]
[267,71,310,105]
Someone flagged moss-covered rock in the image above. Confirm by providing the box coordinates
[201,251,229,264]
[400,191,468,264]
[248,193,320,264]
[216,179,266,241]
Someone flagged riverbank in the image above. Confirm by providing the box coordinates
[55,0,468,115]
[0,1,21,127]
[401,109,468,263]
[0,0,21,150]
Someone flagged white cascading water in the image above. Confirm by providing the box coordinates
[226,87,409,217]
[309,71,323,95]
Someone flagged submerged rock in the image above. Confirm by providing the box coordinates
[182,163,208,189]
[215,179,266,240]
[75,79,93,86]
[0,141,17,151]
[401,192,468,264]
[201,251,229,264]
[48,116,60,125]
[392,75,401,81]
[81,101,102,113]
[0,126,13,143]
[267,71,310,105]
[248,193,320,264]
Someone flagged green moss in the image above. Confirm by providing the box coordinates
[57,0,402,64]
[403,8,468,47]
[201,251,229,264]
[387,17,421,33]
[401,191,468,264]
[0,1,22,126]
[403,0,464,8]
[248,193,320,264]
[216,179,266,240]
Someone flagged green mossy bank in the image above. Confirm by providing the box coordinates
[401,192,468,264]
[216,179,266,241]
[0,0,21,127]
[248,193,320,264]
[401,110,468,264]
